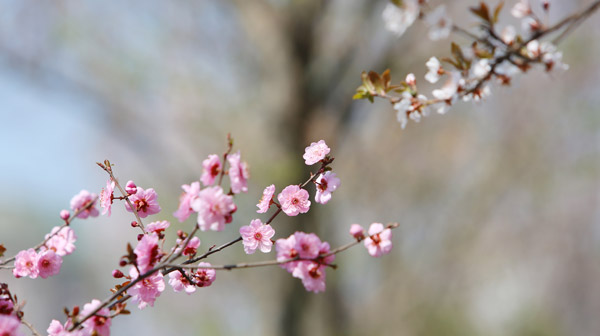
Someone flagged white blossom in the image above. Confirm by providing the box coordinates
[425,5,452,41]
[382,1,419,37]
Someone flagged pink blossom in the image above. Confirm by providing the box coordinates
[275,234,299,273]
[277,185,311,216]
[12,248,38,279]
[99,179,115,216]
[200,154,222,186]
[364,223,393,257]
[0,314,23,336]
[349,224,365,240]
[182,236,201,256]
[134,234,162,273]
[0,294,14,315]
[191,186,237,231]
[168,271,196,294]
[256,184,275,213]
[293,261,327,293]
[80,299,111,336]
[194,262,216,287]
[239,219,275,254]
[314,172,340,204]
[125,180,137,195]
[36,250,63,279]
[303,140,330,165]
[47,319,81,336]
[44,226,76,256]
[69,190,99,219]
[228,151,250,194]
[293,232,321,259]
[128,268,165,310]
[59,210,70,220]
[316,241,335,266]
[146,220,170,235]
[173,182,201,222]
[125,187,161,218]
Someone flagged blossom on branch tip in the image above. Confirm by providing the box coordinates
[99,179,115,216]
[47,319,82,336]
[228,151,250,194]
[240,219,275,254]
[173,181,201,222]
[256,184,275,213]
[294,262,327,293]
[59,209,70,221]
[364,223,393,257]
[36,250,62,279]
[0,314,23,336]
[169,271,196,294]
[349,224,365,240]
[128,268,165,310]
[382,1,418,37]
[70,190,99,219]
[303,140,330,165]
[511,0,531,18]
[146,220,170,235]
[13,248,38,279]
[125,187,161,218]
[425,57,443,84]
[425,5,452,41]
[125,180,137,195]
[201,154,222,186]
[278,185,311,216]
[194,262,216,287]
[80,299,111,336]
[43,226,76,256]
[175,236,201,256]
[315,171,340,205]
[191,186,236,231]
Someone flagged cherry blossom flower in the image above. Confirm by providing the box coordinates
[70,190,99,219]
[472,58,491,79]
[125,180,137,195]
[191,186,237,231]
[314,172,340,205]
[194,262,216,287]
[425,57,443,84]
[59,210,70,221]
[425,5,452,41]
[13,248,38,279]
[511,0,531,18]
[501,25,517,45]
[349,224,365,240]
[125,187,161,218]
[200,154,221,186]
[173,181,201,222]
[405,73,416,86]
[256,184,276,213]
[277,185,311,216]
[43,226,76,256]
[239,219,275,254]
[303,140,330,165]
[275,234,299,273]
[228,151,250,194]
[364,223,393,257]
[293,261,327,293]
[175,236,201,256]
[293,232,321,259]
[128,268,165,310]
[99,179,115,216]
[134,234,162,273]
[47,319,82,336]
[80,299,111,336]
[146,220,170,235]
[37,250,63,279]
[168,271,196,294]
[382,0,419,37]
[0,314,23,336]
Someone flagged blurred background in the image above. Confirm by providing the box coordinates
[1,0,600,335]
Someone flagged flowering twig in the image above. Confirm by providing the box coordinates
[21,318,42,336]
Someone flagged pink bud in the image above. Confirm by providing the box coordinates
[119,260,127,267]
[131,221,138,227]
[112,269,124,278]
[137,234,144,241]
[125,180,137,195]
[60,210,70,221]
[349,224,365,240]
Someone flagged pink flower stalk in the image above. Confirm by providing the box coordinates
[349,224,365,240]
[80,299,111,336]
[194,262,216,287]
[44,226,76,256]
[0,314,23,336]
[239,219,275,254]
[134,234,162,273]
[256,184,275,213]
[125,187,161,218]
[200,154,222,186]
[59,210,70,221]
[70,190,99,219]
[146,220,170,235]
[275,234,299,273]
[37,250,63,279]
[314,172,340,204]
[277,185,311,216]
[173,182,201,222]
[128,268,165,310]
[99,179,115,216]
[303,140,330,165]
[293,261,327,293]
[228,151,250,194]
[364,223,393,257]
[168,271,196,294]
[12,249,38,279]
[191,186,237,231]
[125,180,137,195]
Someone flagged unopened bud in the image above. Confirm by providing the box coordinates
[119,260,127,267]
[349,224,365,241]
[60,210,70,221]
[131,221,138,227]
[112,269,124,278]
[125,181,137,195]
[137,234,144,241]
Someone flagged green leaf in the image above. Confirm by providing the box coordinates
[469,2,491,23]
[493,1,504,23]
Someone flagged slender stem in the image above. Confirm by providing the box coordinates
[21,318,42,336]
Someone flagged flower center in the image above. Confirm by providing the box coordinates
[292,198,300,205]
[254,232,262,240]
[371,234,381,245]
